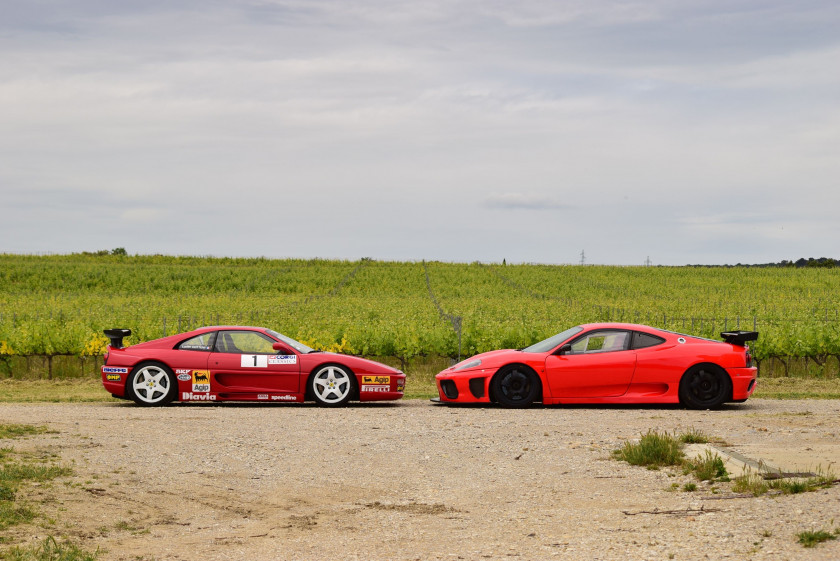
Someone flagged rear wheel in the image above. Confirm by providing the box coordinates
[128,362,177,406]
[491,365,540,408]
[679,365,731,410]
[309,365,354,406]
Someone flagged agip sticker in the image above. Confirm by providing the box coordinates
[362,375,391,385]
[191,370,211,393]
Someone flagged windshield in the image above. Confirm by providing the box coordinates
[266,329,315,354]
[521,326,584,353]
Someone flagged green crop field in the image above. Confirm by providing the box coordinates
[2,253,840,381]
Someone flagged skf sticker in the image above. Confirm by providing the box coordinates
[362,375,390,385]
[268,355,297,365]
[103,367,128,374]
[182,392,216,401]
[175,369,191,375]
[192,370,211,393]
[361,385,390,393]
[177,373,191,381]
[271,395,298,401]
[241,354,268,368]
[106,374,121,382]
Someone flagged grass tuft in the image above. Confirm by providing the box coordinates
[0,424,48,439]
[684,450,728,481]
[678,429,709,444]
[797,529,837,548]
[3,536,98,560]
[612,431,684,467]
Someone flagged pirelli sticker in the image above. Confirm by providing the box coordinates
[361,385,390,393]
[192,370,211,393]
[362,375,390,385]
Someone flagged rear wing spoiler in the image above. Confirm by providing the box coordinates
[721,331,758,346]
[104,328,132,349]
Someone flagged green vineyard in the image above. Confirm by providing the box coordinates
[2,254,840,376]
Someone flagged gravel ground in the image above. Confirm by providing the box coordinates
[2,399,840,560]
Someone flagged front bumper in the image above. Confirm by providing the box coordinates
[358,373,406,401]
[435,373,491,403]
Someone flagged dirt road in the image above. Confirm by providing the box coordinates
[3,399,839,560]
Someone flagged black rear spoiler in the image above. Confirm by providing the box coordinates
[721,331,758,346]
[104,329,132,349]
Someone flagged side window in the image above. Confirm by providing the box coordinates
[215,331,277,354]
[177,333,215,351]
[632,331,666,350]
[569,331,630,354]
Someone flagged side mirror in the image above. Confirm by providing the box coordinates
[272,342,293,354]
[555,344,572,356]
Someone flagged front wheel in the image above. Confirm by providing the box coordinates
[679,365,732,410]
[309,365,354,406]
[491,365,541,408]
[128,363,177,406]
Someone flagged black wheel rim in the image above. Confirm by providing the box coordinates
[688,369,722,404]
[500,369,531,402]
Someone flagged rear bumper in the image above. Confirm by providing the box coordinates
[728,366,758,400]
[101,366,128,397]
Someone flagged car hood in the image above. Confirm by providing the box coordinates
[308,352,402,375]
[445,349,520,373]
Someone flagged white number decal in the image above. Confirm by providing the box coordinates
[241,355,268,368]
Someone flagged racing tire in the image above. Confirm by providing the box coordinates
[128,362,177,407]
[309,365,355,407]
[678,365,732,410]
[491,365,541,408]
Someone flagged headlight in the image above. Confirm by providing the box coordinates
[455,359,481,371]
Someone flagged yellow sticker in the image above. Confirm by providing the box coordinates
[192,370,211,392]
[362,375,391,385]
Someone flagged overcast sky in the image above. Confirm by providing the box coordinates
[2,1,838,265]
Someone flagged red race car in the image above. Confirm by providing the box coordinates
[435,323,757,409]
[101,326,405,407]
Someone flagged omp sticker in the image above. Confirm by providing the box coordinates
[182,392,216,401]
[241,354,268,368]
[362,375,391,385]
[103,367,128,374]
[106,374,121,382]
[361,385,390,393]
[268,355,297,365]
[257,394,269,400]
[177,373,191,382]
[192,370,211,393]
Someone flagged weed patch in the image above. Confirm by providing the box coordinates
[797,529,838,548]
[3,536,98,560]
[612,431,684,467]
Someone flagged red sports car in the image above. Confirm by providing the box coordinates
[435,323,757,409]
[101,326,405,406]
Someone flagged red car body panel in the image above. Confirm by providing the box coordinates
[435,323,757,407]
[102,326,405,404]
